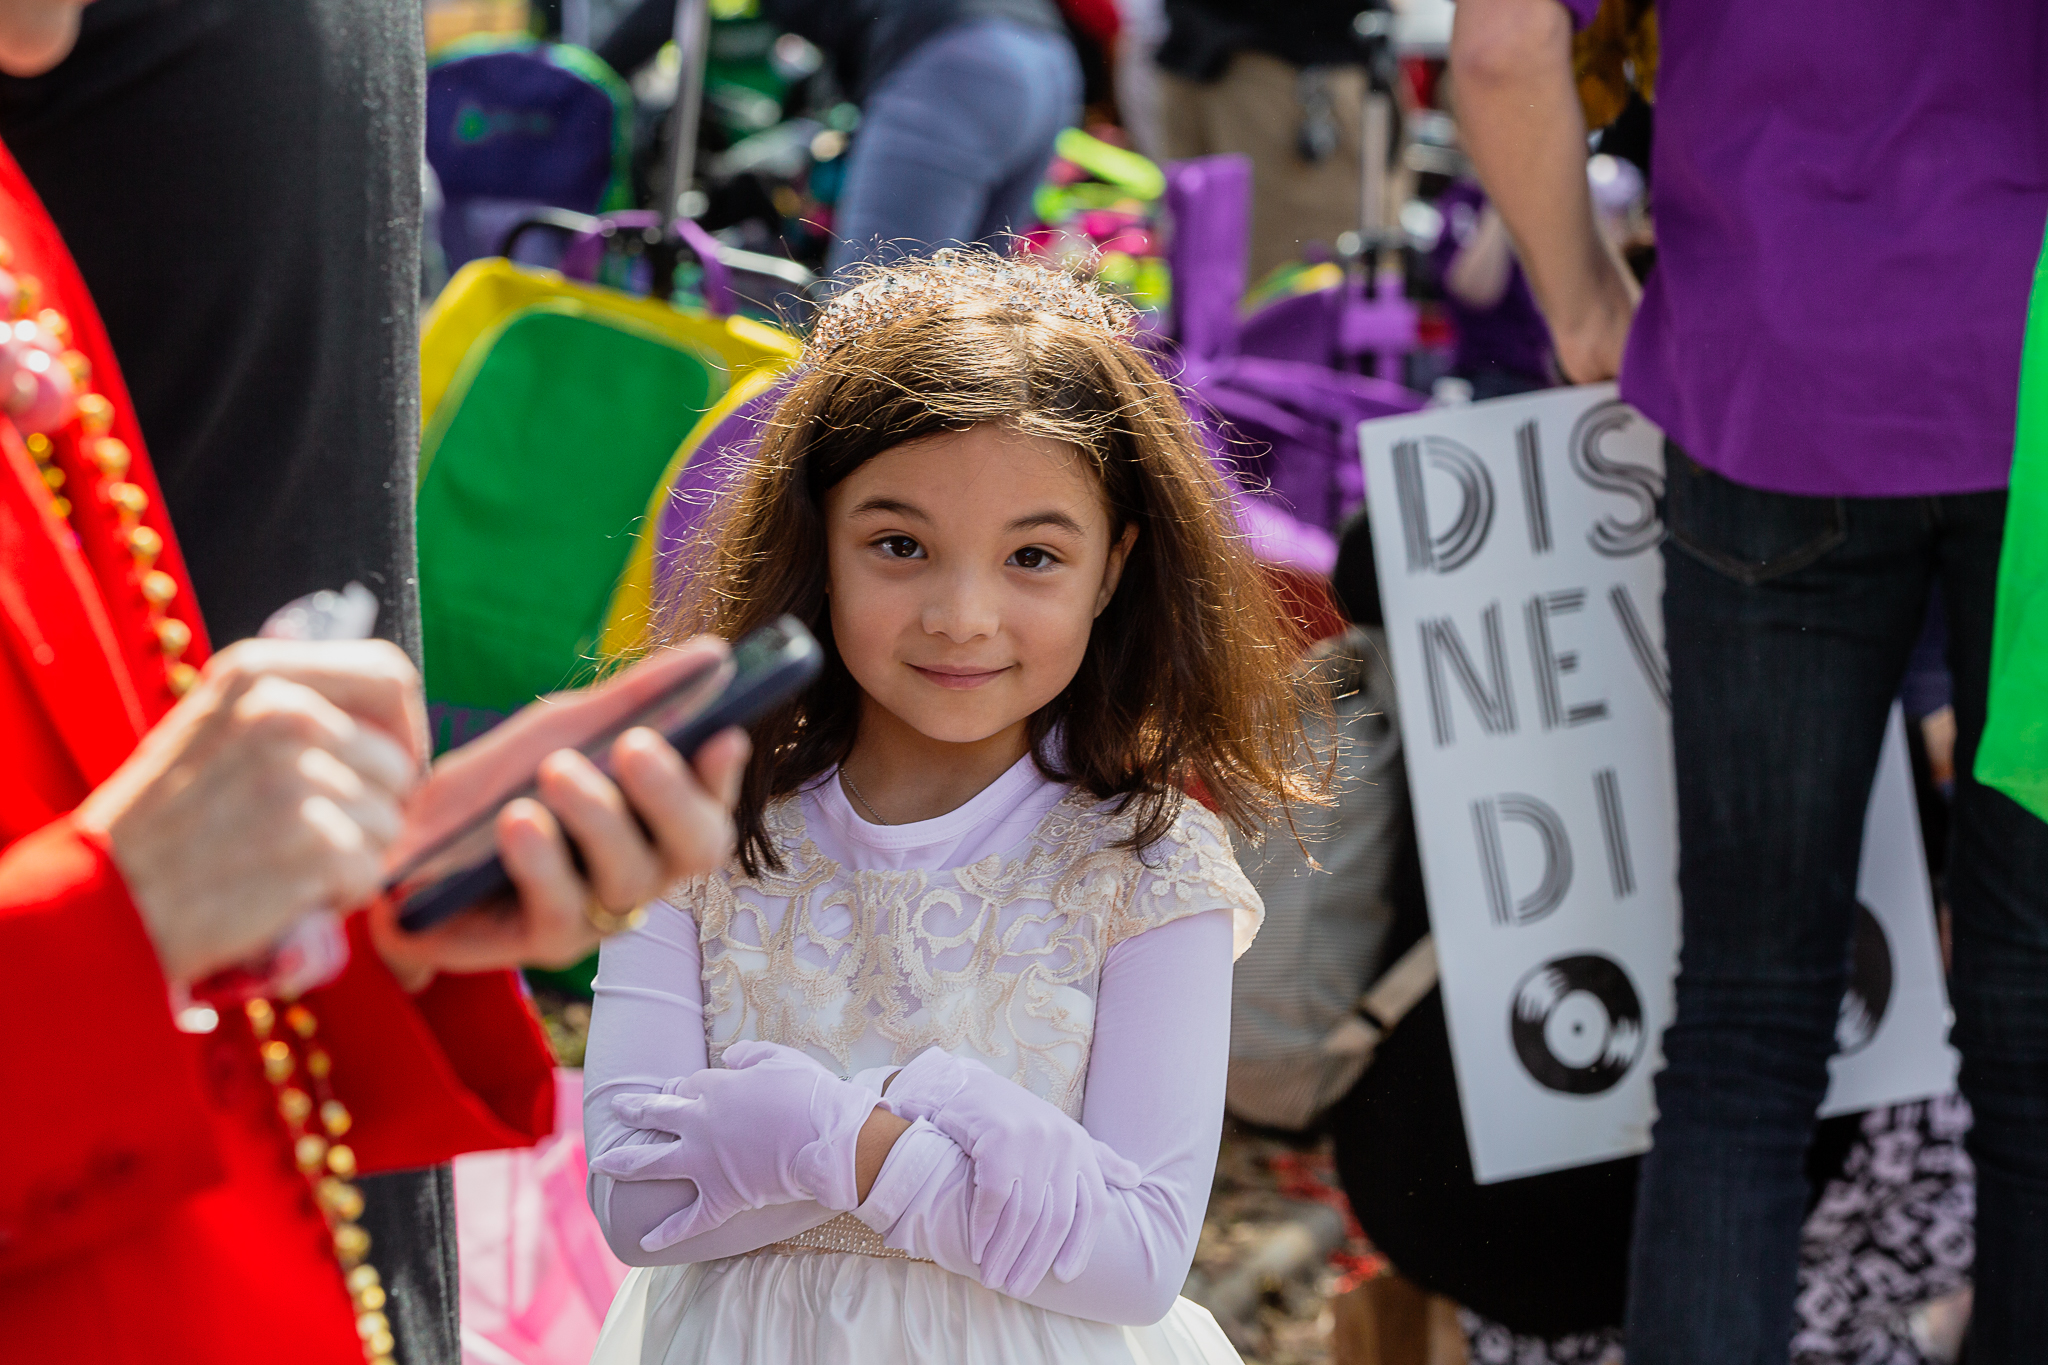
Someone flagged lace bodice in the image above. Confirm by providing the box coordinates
[681,767,1263,1120]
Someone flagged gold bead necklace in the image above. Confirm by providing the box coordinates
[2,234,196,696]
[245,997,393,1365]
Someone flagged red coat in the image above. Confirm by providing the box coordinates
[0,143,555,1362]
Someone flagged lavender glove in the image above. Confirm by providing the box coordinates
[589,1039,882,1249]
[882,1046,1144,1297]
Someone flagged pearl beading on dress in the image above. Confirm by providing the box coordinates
[757,1212,927,1262]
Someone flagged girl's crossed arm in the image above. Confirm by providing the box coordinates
[584,900,1233,1326]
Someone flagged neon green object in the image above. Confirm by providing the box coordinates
[1243,260,1345,312]
[1032,182,1152,224]
[1052,127,1166,201]
[1978,231,2048,820]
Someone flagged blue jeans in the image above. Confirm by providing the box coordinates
[828,19,1080,275]
[1627,449,2048,1361]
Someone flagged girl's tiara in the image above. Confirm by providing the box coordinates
[805,251,1135,360]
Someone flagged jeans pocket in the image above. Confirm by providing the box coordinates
[1663,443,1847,586]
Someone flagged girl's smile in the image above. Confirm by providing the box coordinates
[909,663,1012,689]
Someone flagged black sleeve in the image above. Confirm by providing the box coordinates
[0,9,468,1358]
[0,0,427,657]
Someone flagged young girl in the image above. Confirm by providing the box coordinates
[582,252,1317,1364]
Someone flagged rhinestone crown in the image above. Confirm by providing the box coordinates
[805,251,1135,361]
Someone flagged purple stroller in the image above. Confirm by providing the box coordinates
[1156,154,1424,577]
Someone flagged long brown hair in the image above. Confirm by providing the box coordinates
[656,252,1321,873]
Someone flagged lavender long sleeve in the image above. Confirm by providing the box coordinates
[582,901,1233,1325]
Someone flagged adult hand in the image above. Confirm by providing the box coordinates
[590,1041,883,1250]
[368,639,749,989]
[883,1045,1144,1297]
[1552,264,1637,384]
[73,639,426,986]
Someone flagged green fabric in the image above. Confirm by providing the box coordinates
[1978,232,2048,820]
[418,301,723,719]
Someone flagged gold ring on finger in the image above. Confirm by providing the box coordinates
[582,896,649,938]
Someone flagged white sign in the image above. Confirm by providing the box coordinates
[1822,708,1958,1117]
[1359,386,1955,1184]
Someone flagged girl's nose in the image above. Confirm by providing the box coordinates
[921,567,1000,644]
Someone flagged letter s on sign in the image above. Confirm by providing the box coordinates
[1569,401,1663,557]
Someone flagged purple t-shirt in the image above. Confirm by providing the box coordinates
[1433,178,1554,381]
[1560,0,2048,496]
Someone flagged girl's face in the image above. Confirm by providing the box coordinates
[823,423,1136,751]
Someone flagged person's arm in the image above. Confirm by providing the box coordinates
[1444,203,1518,311]
[857,910,1233,1325]
[588,902,1233,1316]
[1449,0,1636,381]
[583,897,850,1264]
[0,818,222,1278]
[0,626,749,1263]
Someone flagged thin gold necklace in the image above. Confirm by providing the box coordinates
[840,767,890,825]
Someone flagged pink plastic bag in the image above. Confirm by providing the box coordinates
[456,1070,631,1365]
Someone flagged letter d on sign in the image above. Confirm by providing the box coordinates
[1393,436,1496,573]
[1472,793,1574,927]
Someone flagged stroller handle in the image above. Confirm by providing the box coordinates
[497,209,737,318]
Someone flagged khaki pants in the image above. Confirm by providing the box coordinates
[1157,51,1366,285]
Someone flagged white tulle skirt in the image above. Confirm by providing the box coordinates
[588,1253,1242,1365]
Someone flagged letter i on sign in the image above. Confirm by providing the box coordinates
[1593,768,1635,898]
[1518,421,1552,556]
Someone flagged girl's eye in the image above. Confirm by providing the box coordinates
[876,535,924,560]
[1009,546,1057,570]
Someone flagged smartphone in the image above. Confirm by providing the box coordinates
[390,616,823,933]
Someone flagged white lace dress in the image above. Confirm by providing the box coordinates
[582,754,1262,1364]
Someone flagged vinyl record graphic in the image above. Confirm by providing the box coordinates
[1835,902,1893,1056]
[1510,953,1645,1095]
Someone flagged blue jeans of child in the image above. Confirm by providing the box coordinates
[828,18,1080,275]
[1626,448,2048,1362]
